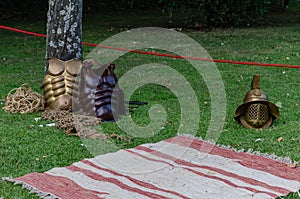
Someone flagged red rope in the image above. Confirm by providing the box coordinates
[0,25,46,38]
[1,25,299,69]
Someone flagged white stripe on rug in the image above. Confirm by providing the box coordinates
[5,135,300,199]
[129,141,299,192]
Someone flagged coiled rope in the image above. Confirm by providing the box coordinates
[3,83,45,114]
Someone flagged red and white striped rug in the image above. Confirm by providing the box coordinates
[5,135,300,199]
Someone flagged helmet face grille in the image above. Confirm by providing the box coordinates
[245,103,270,128]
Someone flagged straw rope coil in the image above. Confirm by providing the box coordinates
[3,83,45,114]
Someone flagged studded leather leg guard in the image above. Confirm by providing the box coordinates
[41,58,82,110]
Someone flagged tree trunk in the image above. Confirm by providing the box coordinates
[45,0,83,71]
[41,0,83,110]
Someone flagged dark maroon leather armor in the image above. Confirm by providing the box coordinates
[77,60,125,121]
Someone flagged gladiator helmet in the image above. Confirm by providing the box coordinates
[234,74,279,128]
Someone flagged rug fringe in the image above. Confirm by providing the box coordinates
[178,133,297,164]
[2,177,60,199]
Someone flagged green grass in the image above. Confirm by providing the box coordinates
[0,6,300,199]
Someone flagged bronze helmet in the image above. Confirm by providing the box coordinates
[234,74,279,128]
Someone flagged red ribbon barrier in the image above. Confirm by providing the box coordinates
[1,25,299,69]
[0,25,46,38]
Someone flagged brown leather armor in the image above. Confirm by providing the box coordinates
[77,59,125,121]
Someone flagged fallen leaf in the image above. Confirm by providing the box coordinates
[275,102,282,108]
[176,27,183,32]
[287,164,296,168]
[287,163,300,168]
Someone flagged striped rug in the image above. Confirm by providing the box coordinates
[5,135,300,199]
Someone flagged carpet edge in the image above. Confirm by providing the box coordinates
[177,134,297,164]
[2,177,60,199]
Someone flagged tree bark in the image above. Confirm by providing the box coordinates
[41,0,82,110]
[45,0,82,71]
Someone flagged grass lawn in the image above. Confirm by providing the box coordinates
[0,6,300,199]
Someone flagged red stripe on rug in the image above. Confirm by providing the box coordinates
[81,159,191,199]
[8,135,300,199]
[129,147,280,198]
[131,146,291,195]
[184,167,278,198]
[66,165,172,199]
[166,136,300,181]
[15,173,108,199]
